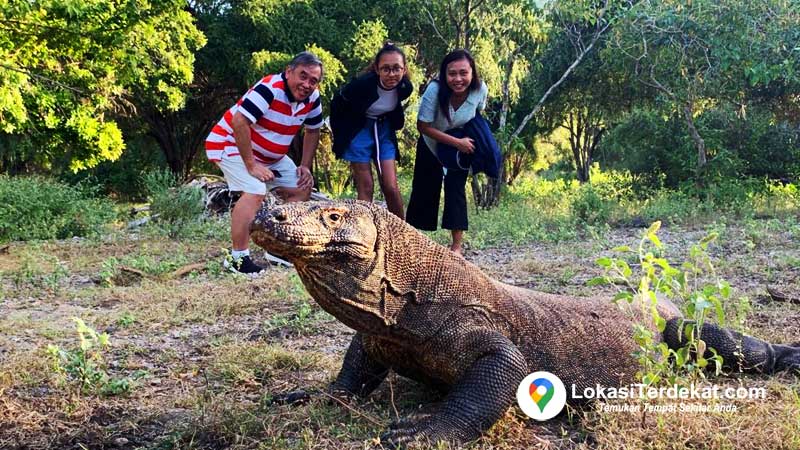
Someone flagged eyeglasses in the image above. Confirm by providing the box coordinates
[378,65,404,75]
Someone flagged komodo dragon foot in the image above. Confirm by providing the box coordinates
[381,414,476,449]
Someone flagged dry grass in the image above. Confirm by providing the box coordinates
[1,218,798,449]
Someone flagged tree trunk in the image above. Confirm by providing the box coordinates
[565,110,604,184]
[472,54,517,207]
[683,101,707,175]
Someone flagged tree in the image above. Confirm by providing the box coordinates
[0,0,205,174]
[607,0,800,180]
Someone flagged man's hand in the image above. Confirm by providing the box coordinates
[247,163,275,183]
[297,165,314,190]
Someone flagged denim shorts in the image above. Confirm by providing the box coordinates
[341,119,397,163]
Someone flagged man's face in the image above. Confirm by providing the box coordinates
[285,64,322,101]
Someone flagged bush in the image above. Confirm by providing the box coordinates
[143,169,204,225]
[0,176,116,242]
[599,106,800,188]
[571,184,614,225]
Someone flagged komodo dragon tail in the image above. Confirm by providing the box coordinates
[663,319,800,374]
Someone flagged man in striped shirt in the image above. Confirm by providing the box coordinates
[206,52,324,273]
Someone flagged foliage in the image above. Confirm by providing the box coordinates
[46,317,144,396]
[142,169,204,228]
[590,222,751,385]
[60,132,168,201]
[571,184,614,225]
[0,175,115,242]
[0,0,205,173]
[600,107,800,187]
[344,19,389,73]
[6,243,70,294]
[606,0,800,175]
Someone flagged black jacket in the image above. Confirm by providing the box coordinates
[330,71,413,159]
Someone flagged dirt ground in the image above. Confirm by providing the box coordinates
[1,217,799,450]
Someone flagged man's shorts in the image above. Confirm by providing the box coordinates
[217,153,300,195]
[342,118,397,163]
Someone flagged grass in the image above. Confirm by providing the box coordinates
[1,175,799,449]
[412,171,800,250]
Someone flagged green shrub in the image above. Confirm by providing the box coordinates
[590,223,746,386]
[571,184,615,225]
[142,169,204,226]
[60,134,168,202]
[0,176,116,242]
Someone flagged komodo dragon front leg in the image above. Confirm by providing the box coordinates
[381,329,529,448]
[330,333,390,396]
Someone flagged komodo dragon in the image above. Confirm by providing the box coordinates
[250,200,800,447]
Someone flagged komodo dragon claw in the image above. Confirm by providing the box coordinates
[268,389,312,405]
[380,415,475,449]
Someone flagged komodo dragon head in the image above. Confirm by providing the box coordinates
[251,200,436,335]
[251,200,380,264]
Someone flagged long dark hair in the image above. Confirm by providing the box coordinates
[363,42,411,82]
[436,49,481,123]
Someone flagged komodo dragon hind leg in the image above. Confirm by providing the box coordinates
[330,333,390,397]
[664,319,800,373]
[381,331,528,449]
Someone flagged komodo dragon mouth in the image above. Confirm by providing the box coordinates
[250,200,378,263]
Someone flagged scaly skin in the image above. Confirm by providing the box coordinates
[251,200,800,448]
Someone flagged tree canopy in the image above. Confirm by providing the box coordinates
[1,0,797,196]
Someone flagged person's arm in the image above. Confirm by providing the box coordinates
[417,121,474,153]
[232,111,274,181]
[297,96,324,190]
[416,80,474,153]
[297,127,321,190]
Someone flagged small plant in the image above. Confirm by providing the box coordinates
[117,312,136,328]
[143,169,204,228]
[10,245,70,293]
[47,317,142,395]
[571,184,615,226]
[590,222,736,386]
[264,301,332,336]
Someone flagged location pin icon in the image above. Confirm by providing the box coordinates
[529,378,554,412]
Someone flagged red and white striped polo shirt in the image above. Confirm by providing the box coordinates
[205,73,323,164]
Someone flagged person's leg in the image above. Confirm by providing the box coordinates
[450,230,464,256]
[269,156,311,202]
[351,162,375,202]
[377,159,404,220]
[340,123,375,202]
[231,192,266,250]
[442,168,469,255]
[217,156,268,273]
[406,138,443,231]
[273,186,311,202]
